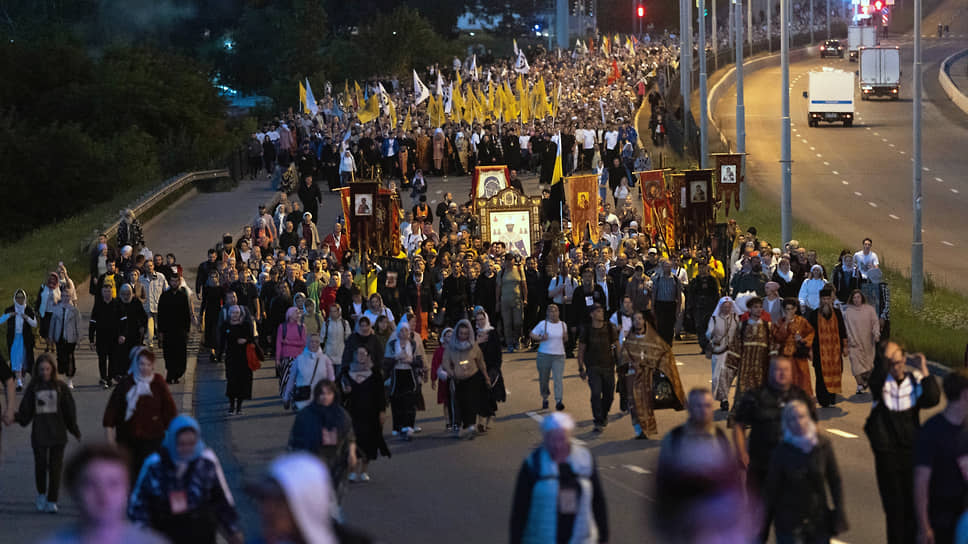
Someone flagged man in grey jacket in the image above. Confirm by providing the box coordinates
[140,259,168,348]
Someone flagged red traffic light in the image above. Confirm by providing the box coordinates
[636,5,645,17]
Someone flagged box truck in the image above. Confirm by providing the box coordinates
[859,46,901,99]
[805,69,855,127]
[847,25,877,61]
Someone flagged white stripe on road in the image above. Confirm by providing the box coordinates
[889,214,900,220]
[951,188,960,194]
[827,428,859,439]
[623,464,651,474]
[935,177,944,182]
[832,171,839,175]
[853,191,863,197]
[942,241,955,247]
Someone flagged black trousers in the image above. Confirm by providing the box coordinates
[587,366,615,426]
[33,444,66,502]
[96,343,114,381]
[163,331,188,381]
[55,340,76,377]
[654,300,677,345]
[617,364,630,411]
[390,369,417,431]
[873,448,916,544]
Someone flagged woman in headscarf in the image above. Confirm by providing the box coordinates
[529,304,568,412]
[116,283,148,382]
[288,380,356,509]
[765,400,847,542]
[772,256,800,299]
[247,453,375,543]
[48,285,81,389]
[441,319,489,439]
[621,311,686,440]
[373,315,394,353]
[431,327,455,430]
[798,264,828,312]
[475,308,505,432]
[273,203,289,239]
[222,305,255,415]
[36,272,61,352]
[276,306,306,386]
[283,333,335,411]
[128,415,244,544]
[842,289,880,395]
[129,415,242,544]
[16,353,81,513]
[384,323,425,440]
[707,296,741,412]
[323,302,352,364]
[55,262,78,305]
[102,348,177,475]
[341,346,390,482]
[773,297,816,398]
[1,289,38,390]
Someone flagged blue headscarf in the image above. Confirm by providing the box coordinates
[162,415,206,464]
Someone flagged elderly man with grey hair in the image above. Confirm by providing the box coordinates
[510,412,609,544]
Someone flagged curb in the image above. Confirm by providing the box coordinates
[938,48,968,115]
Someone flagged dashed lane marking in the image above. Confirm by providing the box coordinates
[823,161,830,166]
[936,177,944,182]
[942,241,955,247]
[854,191,863,196]
[842,180,849,185]
[827,428,859,439]
[889,143,895,148]
[889,214,900,220]
[951,188,960,194]
[623,464,651,474]
[832,170,839,175]
[816,153,822,158]
[810,146,816,151]
[868,202,878,207]
[882,138,888,142]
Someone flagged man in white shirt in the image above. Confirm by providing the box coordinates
[604,124,620,163]
[582,127,597,171]
[854,237,879,280]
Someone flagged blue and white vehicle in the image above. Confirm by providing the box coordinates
[805,68,855,127]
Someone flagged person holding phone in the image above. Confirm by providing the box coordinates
[863,341,939,544]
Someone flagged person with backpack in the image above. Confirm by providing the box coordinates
[577,304,619,432]
[509,412,609,544]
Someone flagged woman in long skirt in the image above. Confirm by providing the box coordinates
[342,346,390,482]
[221,306,254,415]
[1,289,38,390]
[440,319,489,439]
[383,324,425,440]
[842,289,880,395]
[707,296,740,411]
[201,271,222,356]
[431,328,454,429]
[474,310,504,432]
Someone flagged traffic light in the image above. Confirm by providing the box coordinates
[636,5,645,18]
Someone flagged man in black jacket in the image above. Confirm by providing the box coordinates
[195,249,218,298]
[157,275,192,384]
[733,357,815,543]
[863,341,938,544]
[89,286,120,389]
[297,175,322,226]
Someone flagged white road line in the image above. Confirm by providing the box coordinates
[923,167,930,172]
[832,539,851,544]
[951,188,960,194]
[942,241,955,247]
[622,464,651,474]
[823,161,830,166]
[801,139,808,144]
[900,151,906,154]
[868,202,877,207]
[881,138,888,142]
[873,132,879,136]
[816,153,822,158]
[889,214,900,220]
[435,190,443,194]
[889,143,895,147]
[854,191,863,196]
[935,177,944,182]
[865,127,871,130]
[827,428,859,439]
[832,170,839,175]
[810,146,816,151]
[842,180,849,185]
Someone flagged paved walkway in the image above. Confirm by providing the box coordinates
[950,52,968,96]
[1,177,277,540]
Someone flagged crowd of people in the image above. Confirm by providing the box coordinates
[1,22,965,544]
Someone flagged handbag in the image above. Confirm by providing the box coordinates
[652,370,678,410]
[246,343,263,372]
[293,354,321,404]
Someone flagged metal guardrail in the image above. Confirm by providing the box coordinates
[95,168,229,250]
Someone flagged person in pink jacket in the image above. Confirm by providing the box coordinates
[275,307,306,381]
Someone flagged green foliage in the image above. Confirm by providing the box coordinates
[350,6,457,78]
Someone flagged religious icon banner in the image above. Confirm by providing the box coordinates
[565,174,600,243]
[712,153,744,214]
[637,170,675,251]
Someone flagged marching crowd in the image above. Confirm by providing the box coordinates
[1,25,965,544]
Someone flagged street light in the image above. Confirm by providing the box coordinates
[780,0,792,245]
[912,0,924,308]
[734,0,746,211]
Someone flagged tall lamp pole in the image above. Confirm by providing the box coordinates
[780,0,792,245]
[735,0,746,211]
[912,0,924,308]
[699,0,708,168]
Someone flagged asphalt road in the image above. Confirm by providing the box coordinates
[712,33,968,289]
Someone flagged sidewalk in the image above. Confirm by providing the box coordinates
[950,53,968,96]
[0,177,278,540]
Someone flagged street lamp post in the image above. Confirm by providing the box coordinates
[699,0,708,168]
[912,0,924,308]
[810,0,814,44]
[735,0,746,211]
[780,0,792,245]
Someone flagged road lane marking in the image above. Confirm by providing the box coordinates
[868,202,877,207]
[873,132,879,136]
[936,177,944,182]
[832,171,839,175]
[827,428,859,439]
[953,189,961,194]
[823,161,830,166]
[889,214,900,220]
[810,146,816,151]
[842,180,849,185]
[923,167,930,172]
[942,241,955,247]
[889,143,895,147]
[623,464,651,474]
[900,151,906,154]
[854,191,863,196]
[881,138,888,142]
[866,127,871,130]
[801,139,808,144]
[816,153,822,158]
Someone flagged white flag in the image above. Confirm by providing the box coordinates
[470,54,478,81]
[514,50,530,74]
[444,82,453,114]
[304,79,319,115]
[513,39,519,56]
[413,70,430,106]
[377,82,391,115]
[436,71,444,96]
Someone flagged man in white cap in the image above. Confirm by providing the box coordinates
[509,413,609,544]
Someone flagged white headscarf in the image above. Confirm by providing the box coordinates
[125,346,154,421]
[781,401,818,453]
[712,296,740,318]
[267,453,337,544]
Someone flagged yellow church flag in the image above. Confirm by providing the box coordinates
[299,81,307,112]
[402,110,412,131]
[357,93,381,124]
[354,81,364,109]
